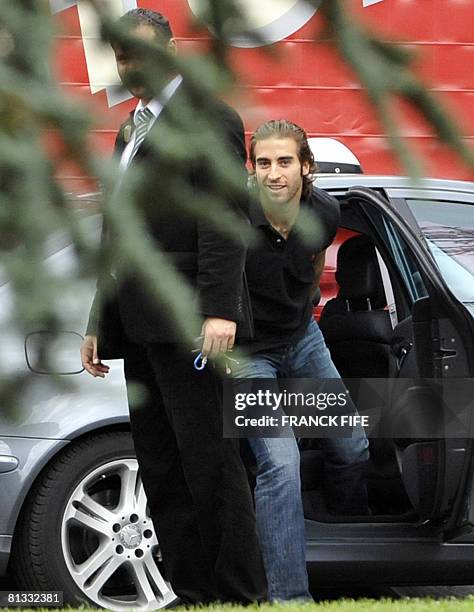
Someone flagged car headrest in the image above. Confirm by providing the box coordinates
[335,235,386,308]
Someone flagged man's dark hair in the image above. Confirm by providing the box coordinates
[115,8,174,44]
[249,119,317,200]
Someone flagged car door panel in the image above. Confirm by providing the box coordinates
[345,187,474,535]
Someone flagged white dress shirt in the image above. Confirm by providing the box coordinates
[120,74,183,169]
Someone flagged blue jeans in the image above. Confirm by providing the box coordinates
[234,319,370,601]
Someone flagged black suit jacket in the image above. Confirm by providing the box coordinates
[87,83,253,355]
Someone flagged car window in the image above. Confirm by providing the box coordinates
[406,199,474,306]
[362,205,428,308]
[383,216,428,303]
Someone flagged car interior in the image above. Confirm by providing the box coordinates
[299,194,447,524]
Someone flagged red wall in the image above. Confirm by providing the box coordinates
[53,0,474,192]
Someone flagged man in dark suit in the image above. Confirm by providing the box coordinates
[80,8,266,605]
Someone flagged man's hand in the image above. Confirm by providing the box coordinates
[201,318,237,359]
[80,334,110,378]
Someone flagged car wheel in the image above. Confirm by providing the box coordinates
[11,431,177,610]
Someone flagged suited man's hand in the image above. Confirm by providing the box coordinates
[81,334,110,378]
[201,318,236,359]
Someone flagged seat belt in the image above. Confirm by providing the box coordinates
[375,248,398,329]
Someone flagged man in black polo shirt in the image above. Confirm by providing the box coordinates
[235,120,370,601]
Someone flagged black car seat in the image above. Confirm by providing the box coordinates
[316,235,415,516]
[319,234,392,379]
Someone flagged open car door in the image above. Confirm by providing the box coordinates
[344,186,474,538]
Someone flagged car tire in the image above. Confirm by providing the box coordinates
[11,431,176,610]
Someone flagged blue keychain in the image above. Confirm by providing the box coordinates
[193,352,208,371]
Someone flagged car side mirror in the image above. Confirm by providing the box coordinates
[25,331,85,375]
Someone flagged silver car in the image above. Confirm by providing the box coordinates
[1,176,473,610]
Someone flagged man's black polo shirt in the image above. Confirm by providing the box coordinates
[243,186,340,353]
